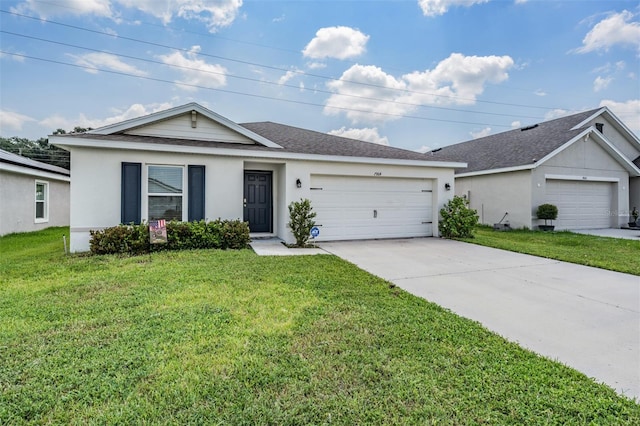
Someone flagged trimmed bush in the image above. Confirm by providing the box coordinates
[536,203,558,226]
[287,198,317,247]
[438,195,479,239]
[89,219,250,255]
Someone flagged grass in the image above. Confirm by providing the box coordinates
[461,226,640,276]
[1,227,639,424]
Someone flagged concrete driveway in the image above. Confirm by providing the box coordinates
[320,238,640,401]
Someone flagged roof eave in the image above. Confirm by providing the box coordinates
[456,164,535,178]
[51,136,465,168]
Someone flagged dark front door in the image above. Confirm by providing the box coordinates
[244,171,272,233]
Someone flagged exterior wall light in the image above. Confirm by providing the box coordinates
[296,178,302,188]
[444,183,451,191]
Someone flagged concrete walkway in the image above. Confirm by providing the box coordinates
[320,238,640,401]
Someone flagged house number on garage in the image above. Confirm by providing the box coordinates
[374,172,382,176]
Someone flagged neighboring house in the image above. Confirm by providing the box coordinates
[0,148,70,236]
[428,107,640,230]
[51,103,464,252]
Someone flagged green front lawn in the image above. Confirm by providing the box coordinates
[1,227,639,424]
[462,226,640,276]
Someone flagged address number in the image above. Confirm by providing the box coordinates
[374,172,382,176]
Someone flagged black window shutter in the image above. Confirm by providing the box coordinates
[121,162,141,224]
[188,165,205,222]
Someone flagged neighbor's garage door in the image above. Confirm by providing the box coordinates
[309,175,433,240]
[545,180,613,229]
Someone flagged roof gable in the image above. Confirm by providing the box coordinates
[429,108,639,175]
[88,103,282,148]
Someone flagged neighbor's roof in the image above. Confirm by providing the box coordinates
[57,121,452,163]
[427,109,602,174]
[0,148,70,176]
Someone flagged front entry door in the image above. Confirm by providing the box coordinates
[243,171,272,233]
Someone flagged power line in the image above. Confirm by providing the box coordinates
[0,51,517,128]
[0,30,545,122]
[0,9,558,111]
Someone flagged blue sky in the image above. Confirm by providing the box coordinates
[1,0,639,152]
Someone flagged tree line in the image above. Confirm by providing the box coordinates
[0,127,91,170]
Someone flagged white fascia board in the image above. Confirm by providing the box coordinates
[536,128,640,176]
[0,162,71,182]
[85,103,283,149]
[571,107,640,148]
[456,164,534,178]
[52,136,466,169]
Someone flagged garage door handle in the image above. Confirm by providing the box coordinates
[374,209,377,218]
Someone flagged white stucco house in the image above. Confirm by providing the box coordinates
[0,148,70,236]
[51,103,465,252]
[429,107,640,230]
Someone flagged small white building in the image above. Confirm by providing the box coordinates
[429,107,640,230]
[0,149,70,236]
[51,103,465,252]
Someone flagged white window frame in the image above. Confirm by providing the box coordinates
[35,180,49,223]
[145,164,186,222]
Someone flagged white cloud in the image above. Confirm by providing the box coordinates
[575,10,640,54]
[544,109,571,120]
[68,52,148,76]
[278,70,298,85]
[14,0,243,32]
[534,89,546,97]
[324,53,514,124]
[158,46,227,91]
[12,0,114,18]
[593,75,612,92]
[302,26,370,60]
[0,110,36,133]
[328,127,389,145]
[418,0,490,17]
[415,145,432,153]
[272,14,285,23]
[599,99,640,132]
[511,121,521,128]
[470,127,492,138]
[306,61,327,70]
[514,0,528,3]
[40,102,176,131]
[0,50,26,62]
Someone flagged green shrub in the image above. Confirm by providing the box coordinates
[438,195,479,239]
[287,198,317,247]
[89,219,250,255]
[536,204,558,225]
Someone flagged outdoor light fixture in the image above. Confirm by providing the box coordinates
[296,178,302,188]
[444,183,451,191]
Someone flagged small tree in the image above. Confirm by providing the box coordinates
[536,203,558,226]
[287,198,317,247]
[439,195,479,238]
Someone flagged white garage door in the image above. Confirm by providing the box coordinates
[545,180,613,229]
[309,175,433,240]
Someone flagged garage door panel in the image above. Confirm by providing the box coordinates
[546,180,612,230]
[310,175,433,240]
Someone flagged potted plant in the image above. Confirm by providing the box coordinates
[536,203,558,231]
[630,207,639,228]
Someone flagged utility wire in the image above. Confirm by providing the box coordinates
[0,51,516,128]
[0,30,545,121]
[0,9,557,111]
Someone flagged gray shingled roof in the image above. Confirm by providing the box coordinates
[59,121,447,162]
[0,148,70,176]
[427,109,601,174]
